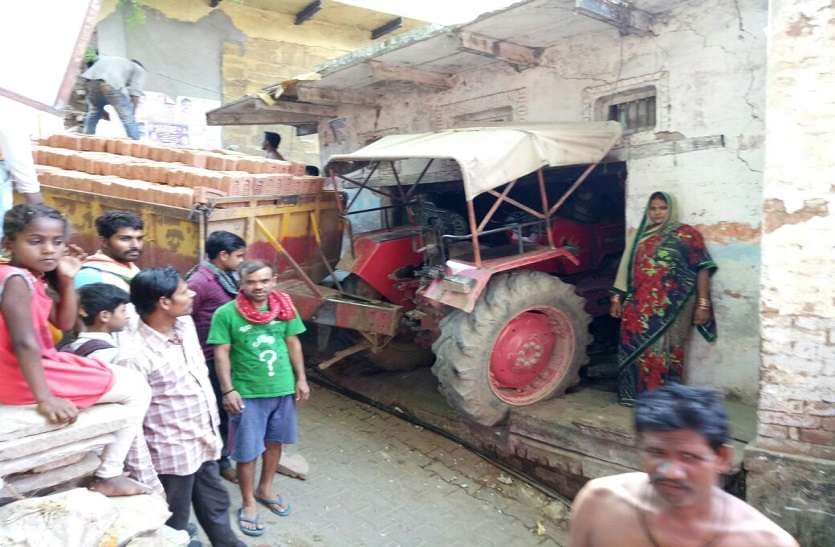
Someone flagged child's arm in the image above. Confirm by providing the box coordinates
[214,344,244,414]
[286,335,309,402]
[50,244,86,331]
[2,276,78,423]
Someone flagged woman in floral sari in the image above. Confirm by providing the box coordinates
[610,191,717,406]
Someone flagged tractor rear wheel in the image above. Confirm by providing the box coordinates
[431,271,591,426]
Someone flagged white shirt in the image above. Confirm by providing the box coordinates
[65,331,122,364]
[81,56,146,97]
[0,97,40,194]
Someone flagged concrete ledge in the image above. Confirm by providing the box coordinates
[744,444,835,547]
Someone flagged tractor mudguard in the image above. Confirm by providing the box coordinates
[421,247,580,313]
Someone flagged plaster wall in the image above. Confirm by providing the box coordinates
[323,0,767,403]
[744,2,835,541]
[95,0,387,164]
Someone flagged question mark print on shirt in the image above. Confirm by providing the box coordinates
[252,334,278,377]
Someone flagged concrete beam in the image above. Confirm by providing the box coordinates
[207,111,324,126]
[574,0,655,36]
[255,100,338,118]
[295,85,381,107]
[367,61,453,90]
[608,134,725,161]
[457,31,540,70]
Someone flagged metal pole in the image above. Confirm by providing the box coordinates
[537,168,555,249]
[255,218,324,298]
[478,179,517,233]
[548,161,599,217]
[405,159,434,200]
[466,200,482,266]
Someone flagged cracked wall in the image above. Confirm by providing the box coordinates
[745,3,835,542]
[326,0,768,403]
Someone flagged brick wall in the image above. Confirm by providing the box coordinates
[221,39,328,165]
[755,0,835,459]
[745,0,835,543]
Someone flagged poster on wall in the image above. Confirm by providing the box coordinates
[95,91,222,149]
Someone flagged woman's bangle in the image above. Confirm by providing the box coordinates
[611,294,622,303]
[697,297,711,307]
[222,389,237,397]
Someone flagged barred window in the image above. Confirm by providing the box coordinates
[598,87,657,134]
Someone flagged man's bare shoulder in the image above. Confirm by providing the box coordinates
[720,493,798,547]
[573,472,646,510]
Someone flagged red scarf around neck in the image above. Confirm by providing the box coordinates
[236,290,296,324]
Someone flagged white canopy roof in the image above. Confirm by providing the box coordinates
[326,122,623,200]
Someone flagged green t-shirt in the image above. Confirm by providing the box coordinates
[207,301,306,398]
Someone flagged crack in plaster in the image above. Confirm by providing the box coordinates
[734,147,763,174]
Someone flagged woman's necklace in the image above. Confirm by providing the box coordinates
[637,484,727,547]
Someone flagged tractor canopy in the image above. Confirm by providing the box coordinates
[325,121,623,201]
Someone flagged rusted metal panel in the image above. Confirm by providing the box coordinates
[39,186,342,282]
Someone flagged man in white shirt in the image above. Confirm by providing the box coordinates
[0,97,42,232]
[81,56,146,140]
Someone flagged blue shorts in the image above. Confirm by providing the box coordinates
[228,395,297,463]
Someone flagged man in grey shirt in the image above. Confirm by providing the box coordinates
[81,56,146,140]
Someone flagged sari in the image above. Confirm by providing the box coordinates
[612,192,717,406]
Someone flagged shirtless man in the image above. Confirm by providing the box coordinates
[568,384,797,547]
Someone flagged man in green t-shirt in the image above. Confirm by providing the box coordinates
[207,260,309,537]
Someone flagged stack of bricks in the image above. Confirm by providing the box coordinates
[32,134,325,208]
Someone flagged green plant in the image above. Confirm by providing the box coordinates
[118,0,146,28]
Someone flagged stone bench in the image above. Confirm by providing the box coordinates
[0,404,134,502]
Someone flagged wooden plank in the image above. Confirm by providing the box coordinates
[608,134,726,161]
[457,31,540,69]
[367,61,453,90]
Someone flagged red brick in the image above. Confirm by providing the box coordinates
[799,428,835,445]
[759,411,821,428]
[806,401,835,417]
[758,423,788,439]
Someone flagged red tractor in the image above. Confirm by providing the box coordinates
[317,122,624,426]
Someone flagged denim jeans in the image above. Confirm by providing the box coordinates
[83,80,140,140]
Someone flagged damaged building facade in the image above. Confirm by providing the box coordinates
[208,0,834,542]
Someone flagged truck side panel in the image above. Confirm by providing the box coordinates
[39,186,342,282]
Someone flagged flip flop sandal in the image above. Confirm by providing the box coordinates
[237,508,265,537]
[255,494,291,517]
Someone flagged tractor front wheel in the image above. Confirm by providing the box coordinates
[431,271,591,426]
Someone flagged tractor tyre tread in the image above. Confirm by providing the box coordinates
[431,270,592,426]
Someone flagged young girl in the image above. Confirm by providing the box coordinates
[0,203,151,496]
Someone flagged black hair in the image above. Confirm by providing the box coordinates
[649,191,668,204]
[305,165,320,176]
[78,283,130,326]
[3,204,67,241]
[634,383,730,453]
[206,231,246,260]
[130,267,181,317]
[95,211,144,239]
[131,59,145,70]
[239,259,275,279]
[264,131,281,149]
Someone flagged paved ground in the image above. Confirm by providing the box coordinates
[205,384,569,547]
